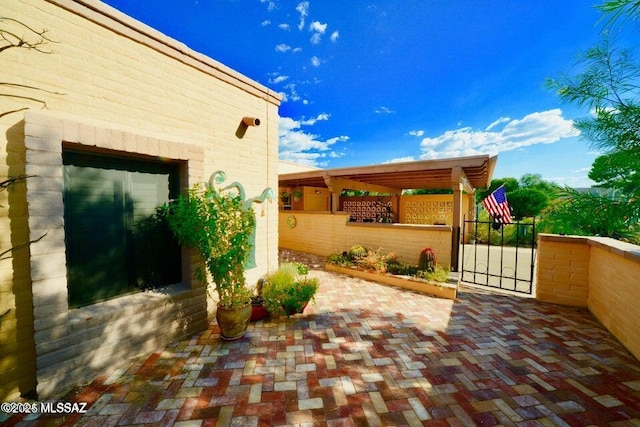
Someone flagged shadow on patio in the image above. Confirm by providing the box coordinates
[5,250,640,426]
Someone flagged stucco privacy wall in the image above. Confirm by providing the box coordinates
[1,0,280,400]
[279,211,452,266]
[536,234,640,361]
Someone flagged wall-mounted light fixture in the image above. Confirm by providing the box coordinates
[242,117,261,127]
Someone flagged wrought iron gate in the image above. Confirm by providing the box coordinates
[461,216,536,294]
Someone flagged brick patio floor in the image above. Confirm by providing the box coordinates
[4,250,640,426]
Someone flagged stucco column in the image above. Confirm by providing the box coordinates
[451,183,463,271]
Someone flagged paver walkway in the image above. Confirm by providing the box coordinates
[4,250,640,426]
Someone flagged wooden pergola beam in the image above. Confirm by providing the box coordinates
[324,176,402,195]
[324,175,402,213]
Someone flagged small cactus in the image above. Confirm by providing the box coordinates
[348,245,368,260]
[418,247,436,272]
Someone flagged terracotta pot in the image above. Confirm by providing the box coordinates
[216,300,252,340]
[251,303,270,321]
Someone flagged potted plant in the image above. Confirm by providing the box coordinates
[166,179,255,340]
[292,188,303,202]
[250,278,269,321]
[262,262,319,317]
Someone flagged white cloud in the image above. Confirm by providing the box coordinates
[311,56,321,67]
[384,156,417,164]
[408,130,424,137]
[309,21,327,33]
[275,43,291,52]
[486,116,510,131]
[279,114,349,167]
[260,0,277,11]
[267,72,289,84]
[375,106,395,114]
[279,23,290,31]
[330,30,340,42]
[418,109,579,159]
[300,113,329,125]
[573,167,591,173]
[283,83,301,102]
[261,20,271,27]
[296,1,309,31]
[309,21,327,44]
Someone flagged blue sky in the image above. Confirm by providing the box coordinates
[101,0,633,187]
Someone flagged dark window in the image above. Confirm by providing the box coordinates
[63,150,182,308]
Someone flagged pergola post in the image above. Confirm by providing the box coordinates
[451,167,473,272]
[323,176,344,213]
[451,183,462,272]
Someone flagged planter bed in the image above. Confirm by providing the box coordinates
[325,264,458,300]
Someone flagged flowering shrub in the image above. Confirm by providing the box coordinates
[328,245,450,282]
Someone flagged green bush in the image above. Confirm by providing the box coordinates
[348,245,368,260]
[166,182,254,308]
[327,252,353,267]
[416,265,451,282]
[262,262,319,317]
[386,261,419,276]
[537,188,640,244]
[466,211,536,247]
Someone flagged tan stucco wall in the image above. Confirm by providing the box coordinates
[1,0,280,400]
[535,236,590,307]
[536,234,640,361]
[279,211,453,266]
[588,243,640,360]
[279,212,351,256]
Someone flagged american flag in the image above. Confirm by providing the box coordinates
[482,185,513,224]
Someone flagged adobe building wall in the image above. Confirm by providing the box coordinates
[1,0,280,400]
[536,234,640,361]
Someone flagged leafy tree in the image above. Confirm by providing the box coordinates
[519,173,561,193]
[476,175,555,219]
[543,2,640,242]
[597,1,640,29]
[545,35,639,185]
[508,188,549,220]
[404,188,453,195]
[476,177,519,202]
[588,150,640,193]
[538,188,640,243]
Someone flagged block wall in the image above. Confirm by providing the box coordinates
[535,235,590,307]
[399,194,473,226]
[1,0,280,400]
[536,234,640,361]
[588,242,640,360]
[345,223,452,267]
[278,212,453,266]
[278,212,350,256]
